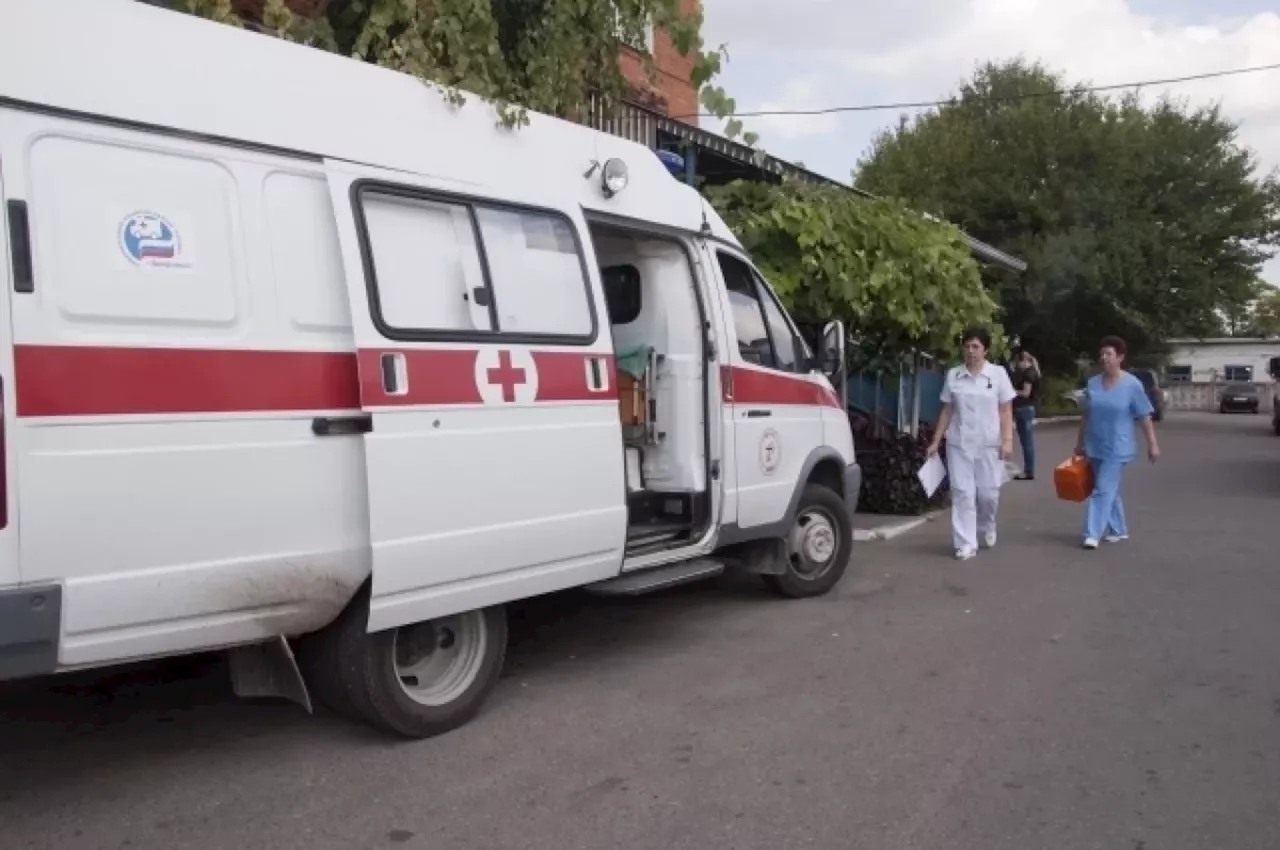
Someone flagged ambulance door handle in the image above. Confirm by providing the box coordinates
[6,200,34,294]
[380,352,408,396]
[312,415,373,437]
[745,409,772,418]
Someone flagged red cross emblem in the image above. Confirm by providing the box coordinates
[486,350,527,403]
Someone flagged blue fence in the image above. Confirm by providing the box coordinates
[847,367,945,425]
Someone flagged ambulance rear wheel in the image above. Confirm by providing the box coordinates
[763,484,851,599]
[294,593,372,724]
[301,587,508,738]
[354,607,508,739]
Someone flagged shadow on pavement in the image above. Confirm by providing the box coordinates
[0,573,779,770]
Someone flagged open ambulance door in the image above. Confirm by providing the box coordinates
[324,161,628,633]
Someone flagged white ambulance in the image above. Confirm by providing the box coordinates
[0,0,860,738]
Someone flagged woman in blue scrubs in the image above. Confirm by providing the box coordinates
[1073,336,1161,549]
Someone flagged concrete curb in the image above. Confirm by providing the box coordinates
[1033,415,1081,426]
[853,509,943,542]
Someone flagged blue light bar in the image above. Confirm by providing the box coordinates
[655,149,685,176]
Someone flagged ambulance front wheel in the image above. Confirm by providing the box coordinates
[301,588,508,739]
[763,484,852,599]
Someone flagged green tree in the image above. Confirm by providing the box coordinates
[706,179,1001,369]
[1249,284,1280,337]
[1221,278,1265,336]
[171,0,721,127]
[855,59,1280,372]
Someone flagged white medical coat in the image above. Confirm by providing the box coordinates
[940,362,1016,492]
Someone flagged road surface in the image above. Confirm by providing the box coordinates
[2,413,1279,850]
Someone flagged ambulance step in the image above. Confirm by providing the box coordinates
[586,559,725,597]
[626,519,690,543]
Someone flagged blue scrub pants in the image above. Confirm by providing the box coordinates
[1084,457,1128,541]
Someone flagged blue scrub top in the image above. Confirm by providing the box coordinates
[1082,372,1154,462]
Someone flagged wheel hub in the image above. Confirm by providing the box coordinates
[393,613,487,707]
[803,521,835,563]
[789,508,838,578]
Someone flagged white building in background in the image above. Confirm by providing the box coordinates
[1165,338,1280,383]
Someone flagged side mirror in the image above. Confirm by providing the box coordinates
[818,320,848,411]
[819,320,846,378]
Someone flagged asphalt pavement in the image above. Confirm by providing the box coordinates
[2,412,1279,850]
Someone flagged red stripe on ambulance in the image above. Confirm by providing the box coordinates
[721,365,841,409]
[15,345,361,417]
[355,349,616,406]
[532,351,617,402]
[14,345,617,417]
[355,349,481,406]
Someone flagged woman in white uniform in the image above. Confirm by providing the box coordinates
[926,327,1016,560]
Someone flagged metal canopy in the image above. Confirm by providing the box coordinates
[592,99,1028,274]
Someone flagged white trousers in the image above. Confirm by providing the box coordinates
[947,445,1002,552]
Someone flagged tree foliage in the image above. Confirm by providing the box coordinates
[174,0,713,127]
[706,180,1000,369]
[1243,283,1280,337]
[855,59,1280,372]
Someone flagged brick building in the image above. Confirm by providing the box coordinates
[221,0,698,126]
[616,0,699,124]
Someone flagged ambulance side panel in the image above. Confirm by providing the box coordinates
[2,110,370,668]
[324,163,628,633]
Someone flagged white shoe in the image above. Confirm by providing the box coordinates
[1082,538,1099,550]
[955,547,977,561]
[1104,534,1129,544]
[981,531,997,549]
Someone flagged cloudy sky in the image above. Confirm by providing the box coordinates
[700,0,1280,282]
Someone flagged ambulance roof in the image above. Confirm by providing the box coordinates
[0,0,740,246]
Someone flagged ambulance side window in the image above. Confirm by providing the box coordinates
[356,184,596,343]
[474,207,592,336]
[756,281,801,372]
[717,252,799,373]
[361,192,492,334]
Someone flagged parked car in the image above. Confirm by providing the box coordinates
[1130,368,1165,422]
[1220,383,1259,414]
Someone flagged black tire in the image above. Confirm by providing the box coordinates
[763,483,852,599]
[294,592,372,723]
[1272,418,1280,436]
[298,586,508,739]
[1152,409,1163,423]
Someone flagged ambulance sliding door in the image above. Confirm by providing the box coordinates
[324,161,627,632]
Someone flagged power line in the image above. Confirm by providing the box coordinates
[675,61,1280,121]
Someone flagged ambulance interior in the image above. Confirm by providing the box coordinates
[590,225,710,554]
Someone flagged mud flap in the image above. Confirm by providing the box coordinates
[736,539,789,576]
[228,635,313,713]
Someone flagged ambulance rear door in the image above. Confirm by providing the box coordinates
[324,161,627,632]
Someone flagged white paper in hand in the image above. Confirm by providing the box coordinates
[917,454,947,498]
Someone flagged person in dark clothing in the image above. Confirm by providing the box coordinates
[1010,350,1040,480]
